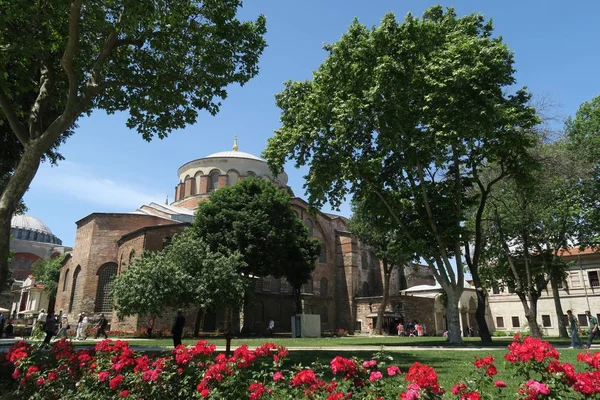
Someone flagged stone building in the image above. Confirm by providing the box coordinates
[1,214,71,314]
[487,247,600,336]
[54,140,436,335]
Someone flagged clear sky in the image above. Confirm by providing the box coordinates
[21,0,600,246]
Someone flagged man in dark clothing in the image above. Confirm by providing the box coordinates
[172,309,185,348]
[43,312,56,346]
[95,314,108,339]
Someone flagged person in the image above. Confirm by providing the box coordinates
[81,313,89,340]
[368,322,373,337]
[37,309,47,329]
[416,323,423,337]
[147,316,155,339]
[95,313,108,339]
[397,323,405,337]
[585,310,599,349]
[76,314,84,340]
[0,312,5,338]
[55,315,70,340]
[567,310,582,348]
[43,312,56,346]
[267,318,275,336]
[171,309,185,348]
[5,320,14,338]
[468,326,474,337]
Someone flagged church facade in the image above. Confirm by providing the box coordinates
[54,142,434,335]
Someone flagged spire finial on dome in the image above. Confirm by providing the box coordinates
[232,136,239,151]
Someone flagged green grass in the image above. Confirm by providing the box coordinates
[64,335,572,349]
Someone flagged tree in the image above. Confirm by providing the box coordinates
[0,0,267,292]
[349,197,414,335]
[483,142,588,337]
[112,229,247,353]
[264,6,538,343]
[193,178,320,321]
[31,254,68,313]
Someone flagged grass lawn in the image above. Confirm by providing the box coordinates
[68,335,572,349]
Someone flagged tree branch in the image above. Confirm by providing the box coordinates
[61,0,83,115]
[29,60,53,140]
[0,78,29,145]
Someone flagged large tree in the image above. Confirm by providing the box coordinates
[483,142,588,337]
[193,178,320,324]
[0,0,267,292]
[264,6,538,343]
[349,197,414,335]
[31,254,68,314]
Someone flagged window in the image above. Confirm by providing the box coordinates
[95,263,118,313]
[542,315,552,327]
[512,316,520,328]
[588,271,599,288]
[304,219,313,236]
[227,170,239,186]
[320,277,328,297]
[68,266,81,313]
[578,314,588,326]
[362,281,370,297]
[355,321,362,332]
[570,271,581,287]
[263,276,272,292]
[302,280,313,294]
[492,284,500,295]
[254,277,263,291]
[272,278,281,293]
[209,170,220,191]
[280,279,290,293]
[63,269,70,292]
[319,243,327,263]
[496,317,504,328]
[361,252,368,269]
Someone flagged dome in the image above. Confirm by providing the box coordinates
[10,214,62,245]
[203,150,264,162]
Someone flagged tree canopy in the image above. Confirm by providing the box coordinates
[193,178,320,291]
[264,6,539,343]
[112,229,247,319]
[32,254,68,303]
[0,0,267,291]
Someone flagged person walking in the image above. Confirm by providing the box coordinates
[147,316,155,339]
[267,318,275,336]
[43,312,56,346]
[95,313,108,339]
[567,310,582,348]
[75,314,84,340]
[55,315,70,340]
[396,322,404,337]
[171,310,185,348]
[585,310,599,349]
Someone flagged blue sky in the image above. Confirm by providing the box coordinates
[22,0,600,246]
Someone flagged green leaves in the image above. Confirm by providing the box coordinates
[31,254,68,300]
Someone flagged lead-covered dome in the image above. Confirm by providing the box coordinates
[10,214,62,245]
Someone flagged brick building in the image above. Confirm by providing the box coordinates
[54,140,436,335]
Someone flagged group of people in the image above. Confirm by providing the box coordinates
[395,321,426,337]
[567,309,599,349]
[33,309,109,345]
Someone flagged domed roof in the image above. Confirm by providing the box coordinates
[11,214,53,235]
[203,150,264,162]
[10,214,62,245]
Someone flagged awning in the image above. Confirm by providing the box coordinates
[366,312,403,318]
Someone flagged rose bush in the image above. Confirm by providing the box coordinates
[4,334,600,399]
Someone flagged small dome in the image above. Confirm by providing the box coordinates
[203,150,264,162]
[10,214,62,245]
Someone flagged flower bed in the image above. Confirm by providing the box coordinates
[4,334,600,399]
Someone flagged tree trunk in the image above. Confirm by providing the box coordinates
[550,277,568,338]
[518,293,542,338]
[225,307,233,357]
[0,142,45,291]
[445,290,463,344]
[193,308,204,337]
[469,271,492,344]
[240,286,255,335]
[375,269,391,335]
[398,265,407,291]
[293,286,302,315]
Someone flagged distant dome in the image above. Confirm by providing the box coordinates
[203,150,264,162]
[10,214,62,245]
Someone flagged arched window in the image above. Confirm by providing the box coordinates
[361,252,368,269]
[194,171,204,193]
[62,269,70,292]
[362,282,370,297]
[319,242,327,263]
[304,219,313,236]
[209,170,220,191]
[95,263,118,313]
[246,171,256,178]
[68,266,81,313]
[227,169,239,186]
[320,277,328,297]
[303,280,313,294]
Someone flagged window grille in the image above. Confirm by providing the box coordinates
[95,263,117,313]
